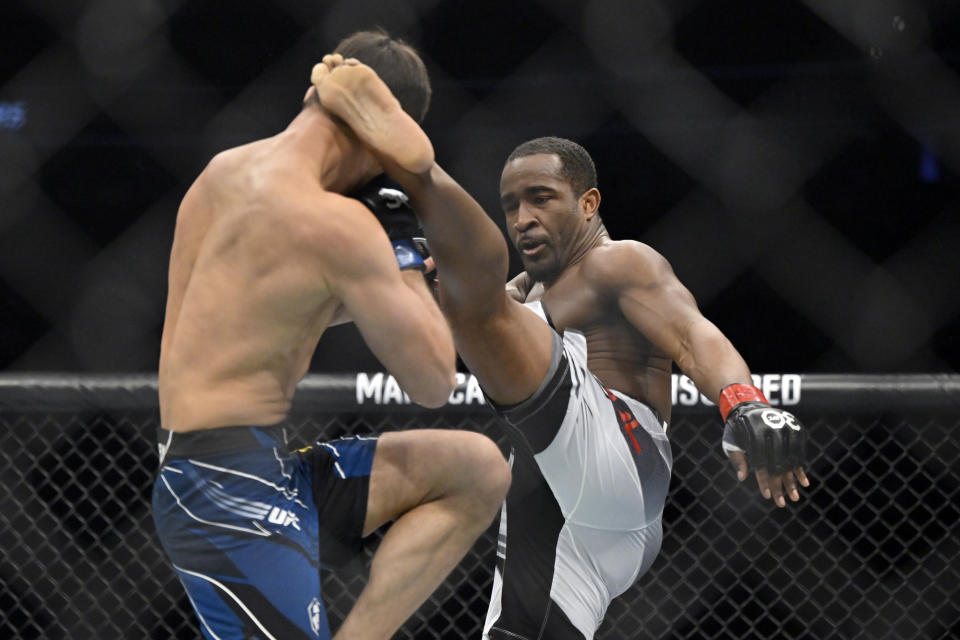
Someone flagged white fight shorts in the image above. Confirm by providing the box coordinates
[483,301,673,640]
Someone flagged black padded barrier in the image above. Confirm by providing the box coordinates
[1,373,958,639]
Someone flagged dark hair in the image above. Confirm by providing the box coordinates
[333,29,432,123]
[505,136,597,198]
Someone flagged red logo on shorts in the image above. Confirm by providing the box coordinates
[606,389,642,454]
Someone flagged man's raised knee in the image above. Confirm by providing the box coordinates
[460,432,511,518]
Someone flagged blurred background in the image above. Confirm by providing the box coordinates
[3,4,959,639]
[1,0,958,375]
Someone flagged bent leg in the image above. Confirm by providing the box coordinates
[379,162,556,405]
[333,429,511,640]
[312,55,508,312]
[449,300,557,404]
[314,54,557,403]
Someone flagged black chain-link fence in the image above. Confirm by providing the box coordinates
[1,374,958,639]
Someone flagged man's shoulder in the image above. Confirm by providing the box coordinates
[284,188,363,216]
[267,185,371,231]
[581,239,668,282]
[282,190,386,270]
[588,238,658,257]
[202,142,261,177]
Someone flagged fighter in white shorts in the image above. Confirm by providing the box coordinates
[310,62,810,640]
[483,301,673,639]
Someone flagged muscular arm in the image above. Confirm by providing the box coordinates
[322,201,456,407]
[587,242,752,402]
[589,242,809,506]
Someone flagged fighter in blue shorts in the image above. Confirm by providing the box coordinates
[153,428,377,638]
[153,30,510,640]
[312,60,810,639]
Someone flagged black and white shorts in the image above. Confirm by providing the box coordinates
[483,301,673,640]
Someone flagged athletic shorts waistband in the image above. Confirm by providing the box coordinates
[157,424,288,461]
[488,330,567,424]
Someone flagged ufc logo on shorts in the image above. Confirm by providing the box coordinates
[267,506,301,530]
[761,409,801,431]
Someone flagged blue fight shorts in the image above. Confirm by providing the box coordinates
[151,425,378,640]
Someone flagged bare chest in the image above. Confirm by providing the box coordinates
[528,274,663,366]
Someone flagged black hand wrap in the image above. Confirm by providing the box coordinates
[719,384,806,474]
[350,175,427,271]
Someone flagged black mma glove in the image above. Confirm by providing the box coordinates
[411,236,437,283]
[719,383,806,474]
[350,175,427,271]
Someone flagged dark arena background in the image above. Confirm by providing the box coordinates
[1,1,959,639]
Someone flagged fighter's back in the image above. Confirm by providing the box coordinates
[159,140,344,432]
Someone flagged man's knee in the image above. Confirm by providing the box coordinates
[365,430,508,532]
[459,432,511,514]
[402,429,509,519]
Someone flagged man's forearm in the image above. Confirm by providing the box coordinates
[681,319,753,402]
[400,269,451,336]
[392,268,456,406]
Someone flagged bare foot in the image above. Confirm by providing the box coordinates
[311,56,434,174]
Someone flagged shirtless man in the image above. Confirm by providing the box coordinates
[151,31,510,640]
[313,58,809,639]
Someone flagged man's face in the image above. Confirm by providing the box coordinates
[500,153,585,283]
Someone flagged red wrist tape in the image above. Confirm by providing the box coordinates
[718,383,769,421]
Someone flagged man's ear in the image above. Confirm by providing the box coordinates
[580,188,601,220]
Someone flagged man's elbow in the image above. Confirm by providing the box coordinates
[409,369,456,408]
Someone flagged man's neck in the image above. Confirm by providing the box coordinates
[541,225,610,289]
[283,107,374,193]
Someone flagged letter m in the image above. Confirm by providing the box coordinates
[356,372,384,404]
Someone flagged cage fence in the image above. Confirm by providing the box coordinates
[1,373,958,639]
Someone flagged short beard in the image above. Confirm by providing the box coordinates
[523,257,562,285]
